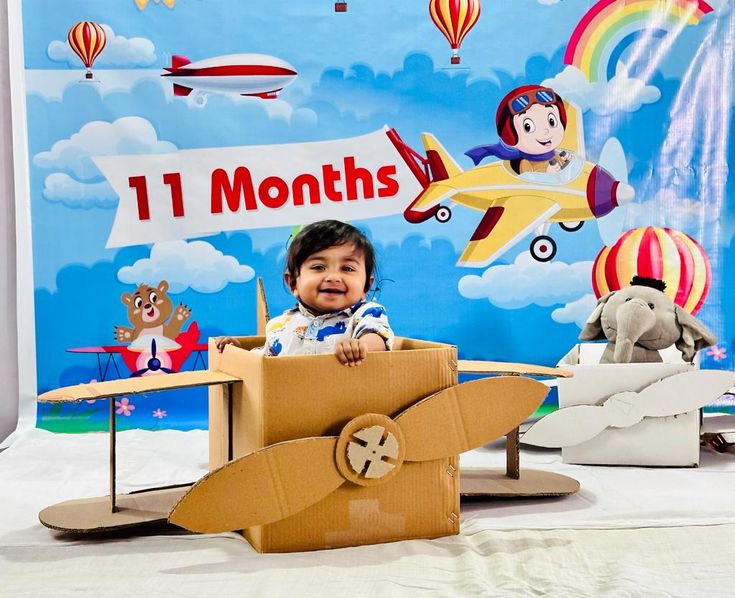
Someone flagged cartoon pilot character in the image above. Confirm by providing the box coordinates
[465,84,571,175]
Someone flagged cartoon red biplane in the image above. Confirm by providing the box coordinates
[68,322,208,381]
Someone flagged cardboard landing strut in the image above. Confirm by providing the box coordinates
[37,371,239,532]
[457,360,578,497]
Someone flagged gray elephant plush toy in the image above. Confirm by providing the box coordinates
[580,276,716,364]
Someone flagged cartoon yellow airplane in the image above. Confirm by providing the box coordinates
[389,102,634,267]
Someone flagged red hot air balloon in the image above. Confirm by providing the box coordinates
[67,21,107,80]
[592,227,711,315]
[335,2,347,11]
[429,0,481,65]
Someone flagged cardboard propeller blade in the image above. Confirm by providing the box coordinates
[171,376,547,534]
[523,370,735,448]
[521,405,613,448]
[634,370,735,418]
[169,437,343,533]
[395,377,548,461]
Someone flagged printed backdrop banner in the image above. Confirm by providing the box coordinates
[98,128,419,247]
[8,0,735,432]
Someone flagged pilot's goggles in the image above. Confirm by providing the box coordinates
[508,88,559,115]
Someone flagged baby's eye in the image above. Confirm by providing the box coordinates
[548,113,558,127]
[310,264,325,271]
[149,291,158,303]
[523,118,535,133]
[342,265,356,272]
[134,297,143,309]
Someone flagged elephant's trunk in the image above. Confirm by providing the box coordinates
[613,299,657,363]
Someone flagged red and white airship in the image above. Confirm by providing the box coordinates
[162,53,297,104]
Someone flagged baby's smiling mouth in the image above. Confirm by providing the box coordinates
[319,288,345,295]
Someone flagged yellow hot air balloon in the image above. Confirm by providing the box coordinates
[67,21,107,80]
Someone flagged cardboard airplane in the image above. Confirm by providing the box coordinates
[38,280,578,551]
[522,370,735,450]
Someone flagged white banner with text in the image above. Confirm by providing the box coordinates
[95,127,421,248]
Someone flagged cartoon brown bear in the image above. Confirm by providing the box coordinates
[115,280,191,344]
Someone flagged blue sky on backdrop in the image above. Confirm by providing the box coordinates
[17,0,735,416]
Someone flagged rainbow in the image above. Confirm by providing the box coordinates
[564,0,714,82]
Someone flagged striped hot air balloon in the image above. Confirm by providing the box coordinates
[67,21,107,80]
[592,227,711,315]
[429,0,481,65]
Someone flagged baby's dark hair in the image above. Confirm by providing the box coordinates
[286,220,376,292]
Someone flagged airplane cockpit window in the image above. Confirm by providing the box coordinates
[506,149,583,185]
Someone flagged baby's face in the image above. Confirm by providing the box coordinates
[512,103,564,155]
[290,243,369,314]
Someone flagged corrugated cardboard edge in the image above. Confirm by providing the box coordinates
[460,468,579,497]
[208,340,263,469]
[170,437,344,533]
[256,277,269,336]
[39,370,240,403]
[459,360,573,378]
[39,485,191,533]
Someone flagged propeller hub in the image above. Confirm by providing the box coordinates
[335,413,405,487]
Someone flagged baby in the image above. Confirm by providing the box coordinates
[216,220,393,366]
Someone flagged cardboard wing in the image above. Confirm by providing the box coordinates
[39,370,241,403]
[458,361,572,378]
[522,370,735,448]
[169,376,548,533]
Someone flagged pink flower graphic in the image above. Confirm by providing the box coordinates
[706,345,727,361]
[152,408,167,419]
[115,397,135,416]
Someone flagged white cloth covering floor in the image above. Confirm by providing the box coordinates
[2,428,735,597]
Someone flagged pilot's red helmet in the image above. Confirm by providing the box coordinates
[496,85,567,146]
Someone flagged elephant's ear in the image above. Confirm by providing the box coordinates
[674,306,717,363]
[579,292,614,341]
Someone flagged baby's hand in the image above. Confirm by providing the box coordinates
[335,338,368,367]
[215,336,241,353]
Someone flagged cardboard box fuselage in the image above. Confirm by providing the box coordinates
[557,344,698,466]
[208,336,459,552]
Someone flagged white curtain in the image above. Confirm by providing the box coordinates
[0,1,20,444]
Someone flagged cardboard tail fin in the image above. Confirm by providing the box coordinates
[256,277,269,335]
